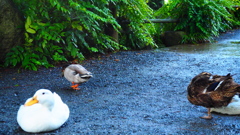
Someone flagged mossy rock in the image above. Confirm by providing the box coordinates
[0,0,24,63]
[161,31,186,47]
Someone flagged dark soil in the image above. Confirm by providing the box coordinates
[1,29,240,134]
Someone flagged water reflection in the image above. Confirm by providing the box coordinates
[159,40,240,57]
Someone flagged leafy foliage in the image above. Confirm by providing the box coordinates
[118,0,157,49]
[6,0,156,70]
[233,0,240,4]
[232,0,240,24]
[155,0,237,43]
[148,0,164,10]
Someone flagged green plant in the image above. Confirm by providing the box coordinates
[118,0,157,49]
[6,0,157,70]
[5,46,53,71]
[232,0,240,25]
[155,0,236,43]
[233,0,240,4]
[148,0,164,10]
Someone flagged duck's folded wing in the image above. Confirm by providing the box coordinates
[52,93,70,123]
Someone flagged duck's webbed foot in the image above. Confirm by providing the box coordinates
[200,108,212,120]
[71,82,80,90]
[200,115,212,120]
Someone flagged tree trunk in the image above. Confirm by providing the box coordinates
[105,2,118,43]
[0,0,24,63]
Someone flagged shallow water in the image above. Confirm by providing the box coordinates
[162,40,240,57]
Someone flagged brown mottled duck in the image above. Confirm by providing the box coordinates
[187,72,240,119]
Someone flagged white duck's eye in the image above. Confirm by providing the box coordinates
[42,92,45,95]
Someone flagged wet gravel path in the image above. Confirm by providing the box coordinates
[1,29,240,134]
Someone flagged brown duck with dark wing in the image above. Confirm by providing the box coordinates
[187,72,240,119]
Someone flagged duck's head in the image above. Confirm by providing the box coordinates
[61,64,70,77]
[200,72,212,77]
[24,89,55,110]
[191,72,212,83]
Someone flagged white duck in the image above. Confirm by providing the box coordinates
[62,64,93,90]
[210,94,240,115]
[17,89,70,133]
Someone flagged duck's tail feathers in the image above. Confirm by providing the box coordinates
[227,73,238,77]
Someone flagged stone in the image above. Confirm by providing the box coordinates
[161,31,186,47]
[0,0,24,63]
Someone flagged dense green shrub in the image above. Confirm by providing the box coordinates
[155,0,237,43]
[148,0,164,10]
[5,0,156,70]
[233,0,240,4]
[232,0,240,24]
[118,0,156,49]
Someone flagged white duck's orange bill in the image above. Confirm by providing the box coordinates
[24,96,38,106]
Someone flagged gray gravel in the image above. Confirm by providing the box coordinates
[1,29,240,134]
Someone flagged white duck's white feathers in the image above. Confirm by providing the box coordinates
[63,64,93,84]
[17,89,69,133]
[210,95,240,115]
